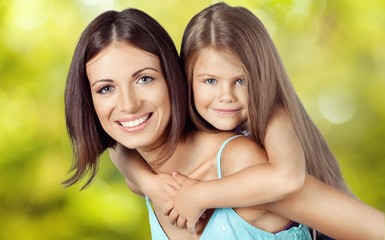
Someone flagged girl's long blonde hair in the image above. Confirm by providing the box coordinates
[180,2,349,193]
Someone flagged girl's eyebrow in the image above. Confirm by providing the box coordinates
[90,67,159,87]
[195,73,219,78]
[234,74,245,79]
[195,73,245,79]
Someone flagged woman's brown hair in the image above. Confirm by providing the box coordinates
[64,8,187,188]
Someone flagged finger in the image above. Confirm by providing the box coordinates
[165,184,178,197]
[162,200,174,216]
[187,221,196,234]
[172,171,188,185]
[168,209,179,225]
[176,216,187,229]
[166,179,181,191]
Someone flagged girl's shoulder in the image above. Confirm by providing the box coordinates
[220,135,268,177]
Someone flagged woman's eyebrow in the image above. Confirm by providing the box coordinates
[90,67,159,87]
[131,67,159,78]
[91,79,113,87]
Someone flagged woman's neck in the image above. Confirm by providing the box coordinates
[135,132,172,169]
[136,146,165,168]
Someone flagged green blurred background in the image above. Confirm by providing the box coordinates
[0,0,384,239]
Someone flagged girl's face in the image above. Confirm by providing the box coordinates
[192,49,247,131]
[86,42,171,152]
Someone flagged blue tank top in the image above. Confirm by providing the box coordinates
[145,135,312,239]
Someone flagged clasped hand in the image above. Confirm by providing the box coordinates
[148,171,207,234]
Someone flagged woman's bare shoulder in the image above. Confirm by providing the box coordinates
[192,130,236,144]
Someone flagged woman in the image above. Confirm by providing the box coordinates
[64,7,384,240]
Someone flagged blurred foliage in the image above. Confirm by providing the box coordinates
[0,0,384,239]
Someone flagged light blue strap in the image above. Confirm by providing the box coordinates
[145,196,158,222]
[145,196,170,240]
[216,135,242,179]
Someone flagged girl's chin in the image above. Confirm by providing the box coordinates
[212,125,238,131]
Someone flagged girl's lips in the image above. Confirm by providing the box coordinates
[116,113,152,128]
[215,109,238,112]
[213,108,240,114]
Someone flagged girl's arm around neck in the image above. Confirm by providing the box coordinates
[109,144,149,195]
[165,132,304,232]
[109,144,179,207]
[263,175,384,240]
[196,107,306,209]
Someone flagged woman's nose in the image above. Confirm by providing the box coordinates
[117,88,140,112]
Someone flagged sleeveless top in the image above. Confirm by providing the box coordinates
[145,135,312,239]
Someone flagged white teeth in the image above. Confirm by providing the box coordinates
[120,115,149,128]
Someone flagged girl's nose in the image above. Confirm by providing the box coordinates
[219,84,235,103]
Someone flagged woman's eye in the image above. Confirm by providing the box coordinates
[235,79,245,86]
[97,85,114,94]
[137,76,154,84]
[204,78,217,85]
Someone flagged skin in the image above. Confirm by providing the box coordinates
[103,45,384,239]
[87,41,305,239]
[155,132,295,238]
[169,171,385,240]
[87,42,171,160]
[163,49,305,230]
[192,48,247,130]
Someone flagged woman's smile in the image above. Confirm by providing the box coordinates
[86,42,171,151]
[116,112,152,128]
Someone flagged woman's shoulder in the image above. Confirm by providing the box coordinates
[191,130,236,143]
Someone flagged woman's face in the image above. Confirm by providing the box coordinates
[86,42,171,152]
[192,49,247,131]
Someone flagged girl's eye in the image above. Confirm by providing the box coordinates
[204,78,217,85]
[97,85,114,94]
[235,79,245,86]
[137,76,154,84]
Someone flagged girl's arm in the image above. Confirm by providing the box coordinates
[168,173,384,239]
[109,144,179,207]
[198,107,306,207]
[183,107,305,205]
[262,174,384,240]
[164,107,306,226]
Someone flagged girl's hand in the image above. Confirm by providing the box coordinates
[162,171,207,234]
[109,144,180,209]
[142,173,181,210]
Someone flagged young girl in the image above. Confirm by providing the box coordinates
[109,2,383,239]
[170,0,350,226]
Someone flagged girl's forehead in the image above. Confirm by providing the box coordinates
[197,48,243,69]
[199,48,240,63]
[193,48,245,80]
